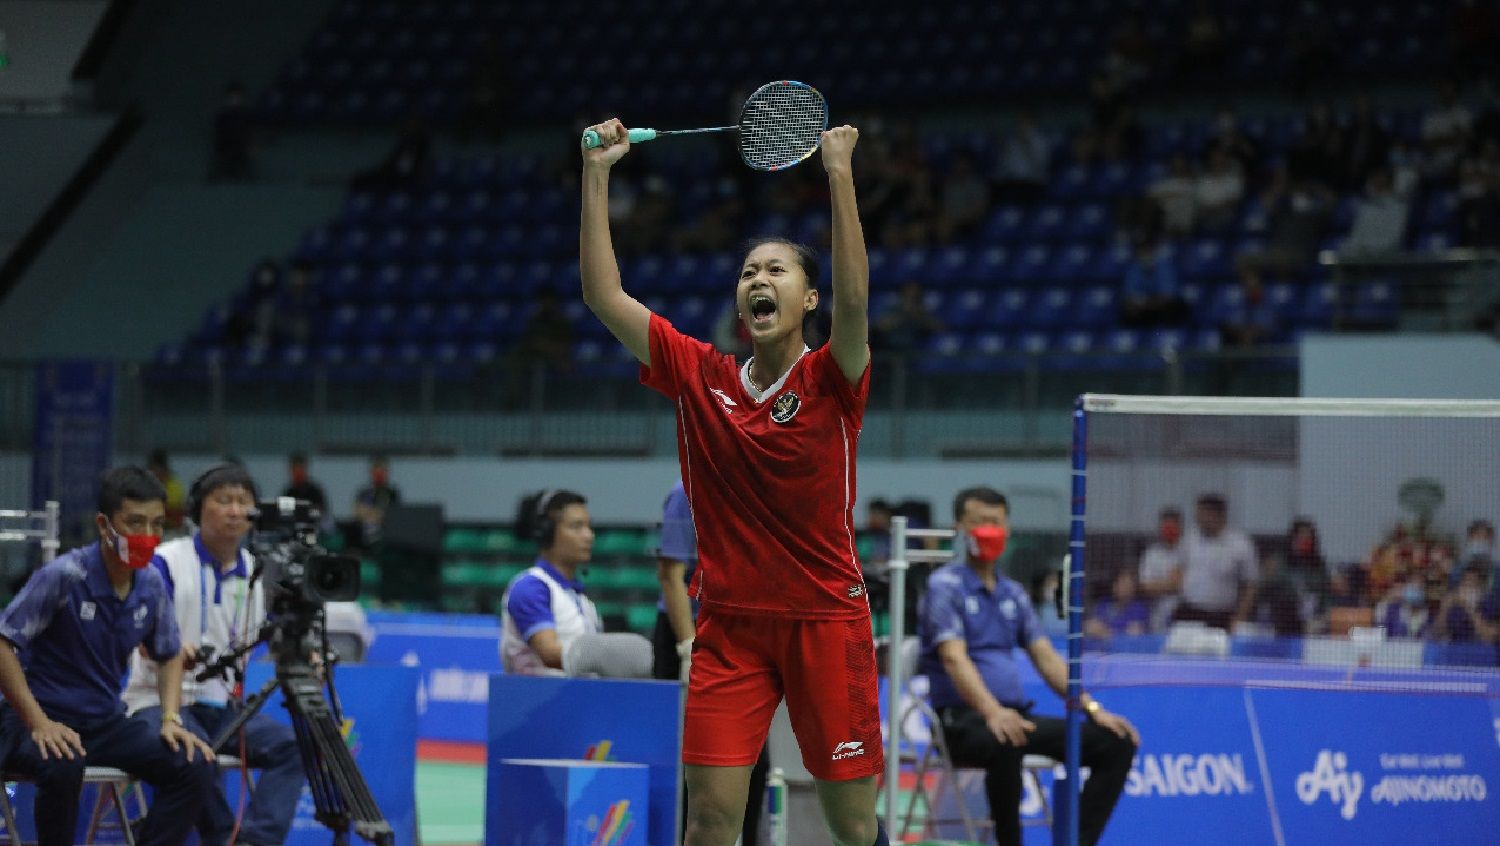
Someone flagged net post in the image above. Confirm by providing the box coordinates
[1061,396,1088,846]
[42,501,60,562]
[882,515,909,833]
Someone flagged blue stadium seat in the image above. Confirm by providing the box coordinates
[987,289,1031,330]
[930,245,972,288]
[1064,203,1111,241]
[1030,287,1074,328]
[980,206,1028,244]
[1300,282,1338,327]
[1024,205,1068,242]
[1180,237,1232,281]
[1351,281,1399,327]
[966,246,1013,285]
[942,289,990,330]
[1011,244,1054,286]
[1074,286,1118,329]
[1050,243,1095,285]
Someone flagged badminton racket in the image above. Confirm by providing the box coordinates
[581,80,828,172]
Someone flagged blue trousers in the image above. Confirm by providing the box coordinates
[0,704,215,846]
[133,703,304,846]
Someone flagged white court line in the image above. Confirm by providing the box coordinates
[1243,688,1286,846]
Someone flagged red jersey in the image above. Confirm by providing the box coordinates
[640,314,870,620]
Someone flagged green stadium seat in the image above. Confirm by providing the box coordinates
[592,528,648,557]
[626,604,658,632]
[444,527,486,553]
[619,566,660,591]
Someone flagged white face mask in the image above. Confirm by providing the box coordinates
[1465,540,1494,560]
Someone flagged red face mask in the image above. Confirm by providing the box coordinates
[371,468,389,486]
[966,525,1009,563]
[1160,521,1182,544]
[1293,536,1315,555]
[103,521,160,570]
[291,467,309,485]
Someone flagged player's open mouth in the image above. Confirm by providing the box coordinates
[748,293,777,327]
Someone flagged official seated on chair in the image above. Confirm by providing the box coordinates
[122,464,304,846]
[916,486,1140,846]
[0,467,217,846]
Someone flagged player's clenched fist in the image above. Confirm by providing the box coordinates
[582,118,631,168]
[820,125,859,173]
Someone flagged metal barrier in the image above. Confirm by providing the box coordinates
[0,501,60,562]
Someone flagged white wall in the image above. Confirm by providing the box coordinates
[0,1,106,102]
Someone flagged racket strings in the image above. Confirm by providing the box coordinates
[738,84,827,172]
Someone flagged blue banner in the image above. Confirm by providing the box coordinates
[364,611,499,744]
[1251,687,1500,845]
[31,360,113,544]
[488,675,682,846]
[243,663,419,846]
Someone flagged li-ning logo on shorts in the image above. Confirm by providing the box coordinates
[770,391,801,423]
[847,583,865,598]
[79,601,96,621]
[832,740,866,761]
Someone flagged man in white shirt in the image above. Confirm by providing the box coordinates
[500,489,602,675]
[1137,507,1186,631]
[123,464,305,846]
[1166,494,1259,631]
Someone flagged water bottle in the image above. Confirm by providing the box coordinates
[766,766,787,846]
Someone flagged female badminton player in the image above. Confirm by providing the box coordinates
[580,117,887,846]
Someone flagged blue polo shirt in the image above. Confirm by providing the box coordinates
[656,482,699,614]
[0,543,179,725]
[918,559,1042,710]
[506,559,588,641]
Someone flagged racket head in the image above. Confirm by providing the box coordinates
[737,80,829,172]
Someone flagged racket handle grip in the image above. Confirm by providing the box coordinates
[580,127,658,149]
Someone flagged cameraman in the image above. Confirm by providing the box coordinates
[123,464,304,846]
[500,490,602,675]
[0,467,216,846]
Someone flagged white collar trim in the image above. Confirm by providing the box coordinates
[740,345,811,403]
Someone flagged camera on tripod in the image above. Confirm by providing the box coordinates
[250,496,361,609]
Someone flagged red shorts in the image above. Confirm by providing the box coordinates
[683,610,884,781]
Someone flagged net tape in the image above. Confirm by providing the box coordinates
[738,81,827,172]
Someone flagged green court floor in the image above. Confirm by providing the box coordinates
[417,761,485,845]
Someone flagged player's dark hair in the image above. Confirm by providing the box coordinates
[97,466,167,517]
[953,486,1008,522]
[1160,507,1182,521]
[1197,493,1228,513]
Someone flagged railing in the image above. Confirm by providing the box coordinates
[0,347,1298,457]
[1319,248,1500,331]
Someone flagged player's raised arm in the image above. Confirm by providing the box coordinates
[580,118,653,365]
[821,126,870,385]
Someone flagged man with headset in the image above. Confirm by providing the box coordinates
[123,464,305,846]
[500,489,602,675]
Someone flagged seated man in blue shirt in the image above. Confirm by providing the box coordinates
[0,466,217,846]
[918,486,1139,846]
[500,490,602,675]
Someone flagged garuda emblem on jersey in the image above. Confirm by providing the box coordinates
[770,391,801,423]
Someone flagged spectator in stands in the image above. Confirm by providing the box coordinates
[1139,507,1186,631]
[874,281,944,354]
[1458,519,1495,583]
[351,119,432,192]
[1101,14,1154,92]
[1075,73,1141,165]
[1032,569,1068,638]
[1236,162,1335,277]
[0,467,215,846]
[1377,571,1434,639]
[1341,96,1391,192]
[651,481,770,846]
[209,81,255,182]
[918,485,1138,846]
[282,451,329,517]
[1119,235,1189,328]
[674,177,745,254]
[1420,79,1473,179]
[863,498,894,571]
[1389,139,1422,200]
[1220,273,1280,347]
[1170,493,1258,631]
[1340,168,1410,258]
[1248,552,1304,636]
[1194,146,1245,231]
[711,300,753,361]
[1457,138,1500,248]
[1439,564,1496,643]
[269,260,320,347]
[1287,104,1345,196]
[1175,0,1226,82]
[936,152,990,241]
[124,464,304,846]
[1148,153,1198,236]
[1085,568,1150,639]
[147,448,187,533]
[513,288,575,371]
[1284,517,1348,617]
[353,455,399,549]
[1204,107,1259,175]
[500,490,600,675]
[992,112,1051,204]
